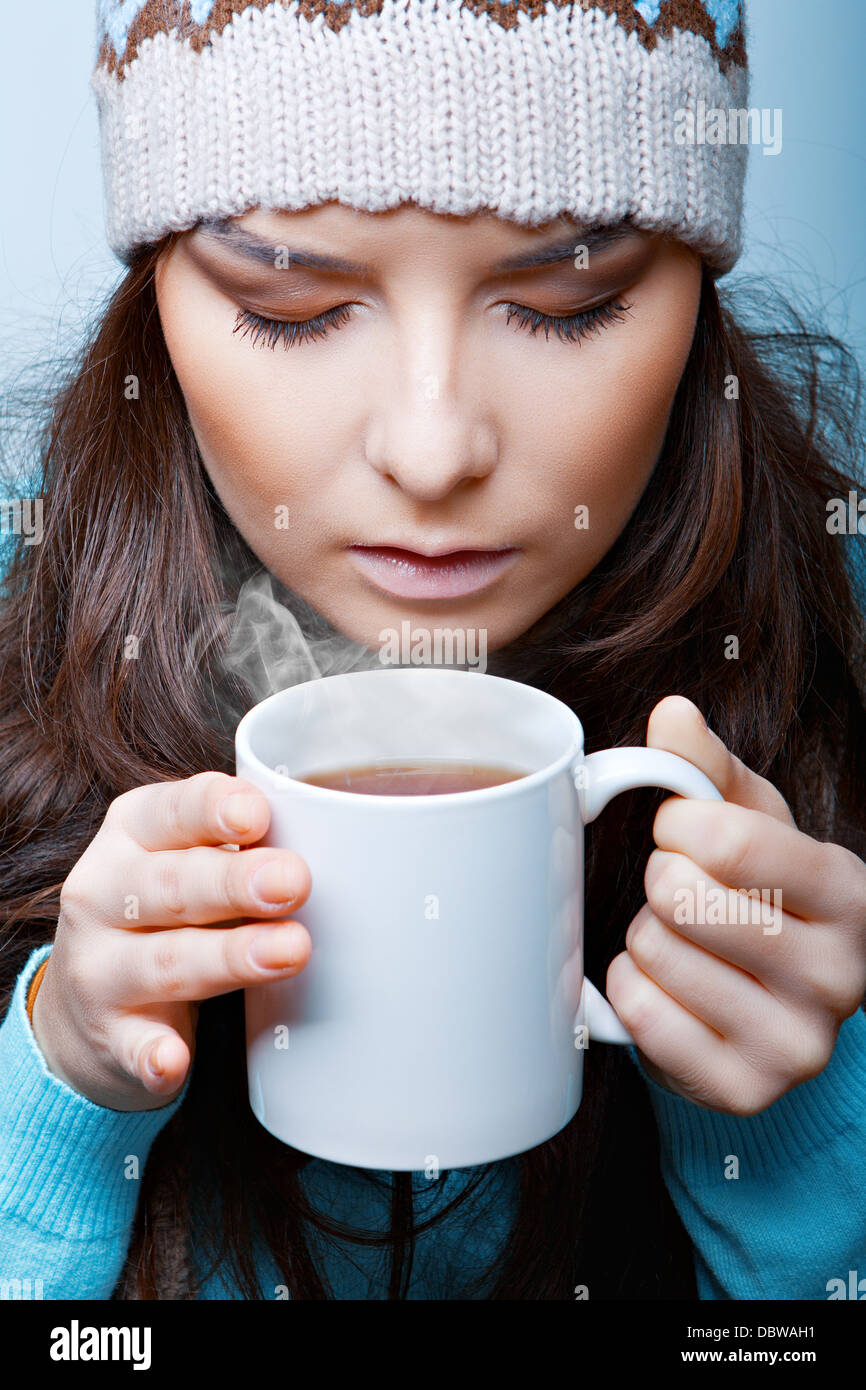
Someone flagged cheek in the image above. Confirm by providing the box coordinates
[520,280,698,531]
[578,345,684,489]
[158,280,341,511]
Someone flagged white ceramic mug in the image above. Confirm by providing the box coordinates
[236,668,722,1170]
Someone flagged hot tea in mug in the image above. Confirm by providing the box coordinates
[299,759,527,795]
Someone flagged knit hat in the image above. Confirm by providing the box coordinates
[91,1,749,273]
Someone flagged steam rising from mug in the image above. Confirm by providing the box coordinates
[220,570,380,703]
[214,569,485,763]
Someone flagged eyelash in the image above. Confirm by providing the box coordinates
[232,298,632,350]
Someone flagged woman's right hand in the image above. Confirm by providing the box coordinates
[31,771,313,1112]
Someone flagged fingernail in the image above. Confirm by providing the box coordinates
[219,794,259,835]
[251,859,296,906]
[249,928,301,970]
[147,1041,164,1078]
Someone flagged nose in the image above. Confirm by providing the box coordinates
[362,322,499,500]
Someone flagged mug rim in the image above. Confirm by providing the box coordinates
[235,668,585,807]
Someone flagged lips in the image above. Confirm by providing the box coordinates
[346,544,519,599]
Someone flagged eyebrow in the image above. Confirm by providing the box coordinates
[195,217,639,274]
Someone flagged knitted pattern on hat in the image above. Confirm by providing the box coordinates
[91,0,750,271]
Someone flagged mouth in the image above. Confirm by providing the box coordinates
[346,544,520,599]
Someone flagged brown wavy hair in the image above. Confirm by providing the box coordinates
[1,239,864,1299]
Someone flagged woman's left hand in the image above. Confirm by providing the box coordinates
[606,695,866,1114]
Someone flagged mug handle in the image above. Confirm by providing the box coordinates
[573,747,724,1046]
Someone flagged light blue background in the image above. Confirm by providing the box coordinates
[1,2,864,395]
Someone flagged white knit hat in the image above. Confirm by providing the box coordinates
[91,0,750,273]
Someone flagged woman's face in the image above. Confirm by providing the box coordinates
[155,203,702,654]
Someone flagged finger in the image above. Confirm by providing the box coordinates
[625,903,783,1043]
[647,695,796,826]
[649,798,855,925]
[75,844,312,931]
[108,771,273,852]
[109,917,313,1006]
[111,1013,193,1098]
[644,849,864,1016]
[645,843,800,980]
[605,949,740,1108]
[607,950,836,1113]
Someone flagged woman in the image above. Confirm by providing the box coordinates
[0,0,864,1300]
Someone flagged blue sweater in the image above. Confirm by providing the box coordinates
[2,944,864,1300]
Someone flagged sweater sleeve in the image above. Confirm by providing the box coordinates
[625,1004,866,1300]
[0,944,190,1300]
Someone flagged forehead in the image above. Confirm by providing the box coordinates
[192,205,643,272]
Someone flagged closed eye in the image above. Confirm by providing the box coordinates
[499,298,632,344]
[232,297,632,350]
[233,303,355,349]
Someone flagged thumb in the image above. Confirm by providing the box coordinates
[646,694,796,826]
[120,1015,193,1098]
